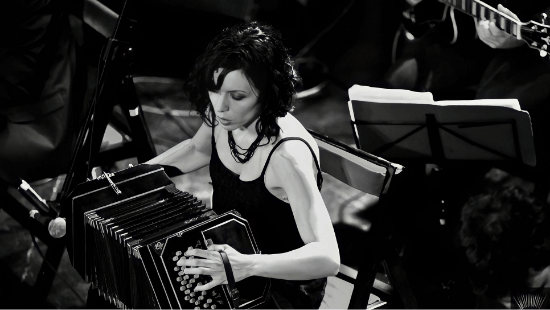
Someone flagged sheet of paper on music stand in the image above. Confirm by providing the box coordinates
[348,85,434,104]
[348,85,536,166]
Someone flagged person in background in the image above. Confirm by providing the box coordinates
[473,3,550,200]
[381,1,550,308]
[459,185,550,308]
[386,0,496,99]
[390,0,550,196]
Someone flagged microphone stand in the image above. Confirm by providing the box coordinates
[0,0,157,304]
[58,0,156,205]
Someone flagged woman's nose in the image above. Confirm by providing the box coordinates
[212,93,229,112]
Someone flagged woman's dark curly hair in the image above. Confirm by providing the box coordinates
[459,185,550,299]
[184,21,300,142]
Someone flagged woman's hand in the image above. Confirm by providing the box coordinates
[176,243,256,292]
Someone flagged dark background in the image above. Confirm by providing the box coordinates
[93,0,401,88]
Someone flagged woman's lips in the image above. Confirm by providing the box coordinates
[218,117,231,125]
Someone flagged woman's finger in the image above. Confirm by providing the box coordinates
[178,257,222,269]
[182,267,215,276]
[208,243,229,252]
[186,248,221,260]
[194,278,226,292]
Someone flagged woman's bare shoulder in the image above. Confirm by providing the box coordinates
[272,114,319,167]
[277,114,318,153]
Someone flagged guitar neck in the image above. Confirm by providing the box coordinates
[438,0,523,39]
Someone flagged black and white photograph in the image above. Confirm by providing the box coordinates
[1,0,549,309]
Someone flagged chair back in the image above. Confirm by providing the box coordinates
[309,130,399,198]
[309,129,407,308]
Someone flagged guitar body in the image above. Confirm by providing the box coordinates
[400,0,476,43]
[390,1,493,100]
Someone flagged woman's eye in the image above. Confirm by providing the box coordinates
[231,95,244,101]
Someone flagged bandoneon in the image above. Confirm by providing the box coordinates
[66,164,270,309]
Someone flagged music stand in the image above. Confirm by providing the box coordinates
[347,86,537,307]
[348,86,536,167]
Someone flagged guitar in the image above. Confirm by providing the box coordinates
[437,0,550,57]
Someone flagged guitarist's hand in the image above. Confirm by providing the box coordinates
[476,4,524,49]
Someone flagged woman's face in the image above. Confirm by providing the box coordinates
[208,68,261,131]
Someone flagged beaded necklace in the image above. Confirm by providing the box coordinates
[227,130,268,163]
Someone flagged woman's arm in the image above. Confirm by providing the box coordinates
[145,122,213,174]
[178,140,340,290]
[249,140,340,280]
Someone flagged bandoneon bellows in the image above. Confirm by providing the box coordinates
[66,164,270,309]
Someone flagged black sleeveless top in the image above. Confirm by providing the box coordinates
[209,126,327,309]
